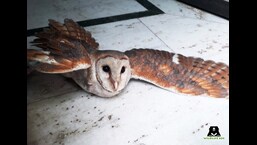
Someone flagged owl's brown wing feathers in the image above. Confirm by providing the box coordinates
[32,19,99,51]
[27,19,95,73]
[125,49,229,98]
[27,49,91,73]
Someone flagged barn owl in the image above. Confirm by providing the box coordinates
[27,19,229,98]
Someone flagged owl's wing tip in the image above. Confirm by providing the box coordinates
[27,49,91,74]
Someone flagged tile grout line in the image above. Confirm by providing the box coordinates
[137,18,175,52]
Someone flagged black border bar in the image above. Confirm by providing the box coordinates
[27,0,164,37]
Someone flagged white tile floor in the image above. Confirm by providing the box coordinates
[27,0,229,145]
[27,0,146,29]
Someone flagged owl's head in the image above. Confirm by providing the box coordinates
[95,50,131,94]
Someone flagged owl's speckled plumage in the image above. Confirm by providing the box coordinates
[27,19,229,98]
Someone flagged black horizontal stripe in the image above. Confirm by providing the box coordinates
[27,0,164,37]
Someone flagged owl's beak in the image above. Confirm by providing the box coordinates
[110,77,119,91]
[114,82,118,90]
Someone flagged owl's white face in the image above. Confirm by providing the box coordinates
[95,55,131,94]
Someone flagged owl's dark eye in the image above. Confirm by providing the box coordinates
[102,65,110,73]
[121,66,126,74]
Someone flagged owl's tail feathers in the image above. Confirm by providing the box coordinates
[27,49,91,73]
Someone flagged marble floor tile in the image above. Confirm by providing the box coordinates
[27,80,228,145]
[86,19,172,52]
[27,0,146,29]
[139,14,229,64]
[149,0,228,24]
[27,72,79,104]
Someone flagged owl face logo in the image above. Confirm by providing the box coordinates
[207,126,221,137]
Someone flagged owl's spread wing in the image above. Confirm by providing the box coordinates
[27,19,97,73]
[125,49,229,98]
